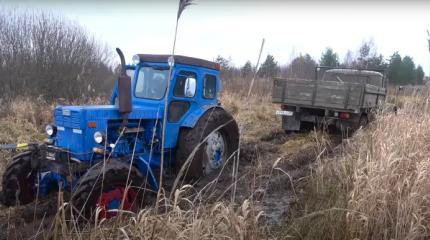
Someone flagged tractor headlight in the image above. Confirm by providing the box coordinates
[132,54,140,65]
[93,131,105,144]
[45,125,56,136]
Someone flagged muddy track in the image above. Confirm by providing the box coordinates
[0,130,343,239]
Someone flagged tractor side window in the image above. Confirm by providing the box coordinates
[203,74,217,99]
[174,71,197,98]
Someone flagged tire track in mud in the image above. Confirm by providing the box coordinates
[191,129,342,227]
[0,130,343,239]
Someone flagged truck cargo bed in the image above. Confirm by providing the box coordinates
[272,78,385,112]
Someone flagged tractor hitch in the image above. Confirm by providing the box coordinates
[0,142,49,170]
[0,143,39,151]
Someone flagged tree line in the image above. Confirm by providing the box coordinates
[217,40,426,86]
[0,10,116,100]
[1,9,425,102]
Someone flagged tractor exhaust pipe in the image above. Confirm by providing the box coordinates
[116,48,132,126]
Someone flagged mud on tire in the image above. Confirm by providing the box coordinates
[1,151,37,207]
[176,108,239,180]
[70,160,146,220]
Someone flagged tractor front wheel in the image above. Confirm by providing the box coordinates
[176,108,239,180]
[70,160,145,220]
[0,151,37,206]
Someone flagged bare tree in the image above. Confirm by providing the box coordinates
[0,10,115,100]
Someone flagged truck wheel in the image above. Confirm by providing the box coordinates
[0,151,37,206]
[176,108,239,180]
[300,122,314,132]
[70,160,144,220]
[359,115,369,128]
[355,114,369,130]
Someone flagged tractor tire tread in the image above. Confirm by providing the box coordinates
[1,152,35,206]
[175,108,239,180]
[70,160,143,219]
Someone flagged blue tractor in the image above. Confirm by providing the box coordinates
[0,49,239,219]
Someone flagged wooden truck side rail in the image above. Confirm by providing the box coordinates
[272,77,386,112]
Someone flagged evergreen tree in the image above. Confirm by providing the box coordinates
[258,54,280,78]
[387,53,420,85]
[401,56,416,84]
[319,47,339,67]
[387,52,403,85]
[415,65,425,85]
[241,60,253,78]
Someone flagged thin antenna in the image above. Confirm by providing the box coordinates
[157,0,194,211]
[427,29,430,81]
[232,38,265,202]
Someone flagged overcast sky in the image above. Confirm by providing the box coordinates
[2,0,430,75]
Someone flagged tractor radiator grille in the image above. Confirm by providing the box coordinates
[55,109,81,129]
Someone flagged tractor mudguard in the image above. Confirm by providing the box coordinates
[181,105,226,129]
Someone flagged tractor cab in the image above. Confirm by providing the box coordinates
[0,52,239,221]
[111,54,222,122]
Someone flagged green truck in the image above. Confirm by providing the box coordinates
[272,67,387,132]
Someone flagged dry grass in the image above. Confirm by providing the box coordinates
[2,86,429,239]
[0,92,287,239]
[284,88,430,239]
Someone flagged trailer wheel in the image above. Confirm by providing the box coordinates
[176,108,239,180]
[0,151,37,206]
[70,160,145,220]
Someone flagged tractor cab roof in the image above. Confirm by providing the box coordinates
[136,54,220,71]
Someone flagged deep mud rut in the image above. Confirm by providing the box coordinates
[0,130,343,239]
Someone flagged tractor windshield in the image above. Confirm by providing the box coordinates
[135,66,169,99]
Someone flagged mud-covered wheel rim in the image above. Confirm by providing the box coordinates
[97,186,137,219]
[203,130,227,176]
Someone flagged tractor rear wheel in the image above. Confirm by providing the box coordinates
[176,108,239,180]
[70,160,145,220]
[0,151,37,206]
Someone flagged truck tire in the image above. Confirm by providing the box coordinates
[0,151,36,206]
[176,108,239,180]
[70,160,144,220]
[353,114,368,131]
[358,115,369,128]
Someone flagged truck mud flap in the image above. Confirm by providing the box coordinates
[282,115,300,131]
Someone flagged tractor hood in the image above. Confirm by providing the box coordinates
[53,104,163,160]
[54,104,163,125]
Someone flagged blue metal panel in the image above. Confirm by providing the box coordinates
[51,59,221,168]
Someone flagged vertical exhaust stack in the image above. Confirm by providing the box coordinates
[116,48,132,126]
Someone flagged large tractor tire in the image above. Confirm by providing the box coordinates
[176,108,239,180]
[70,160,144,220]
[0,151,37,206]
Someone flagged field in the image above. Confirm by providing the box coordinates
[0,87,429,239]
